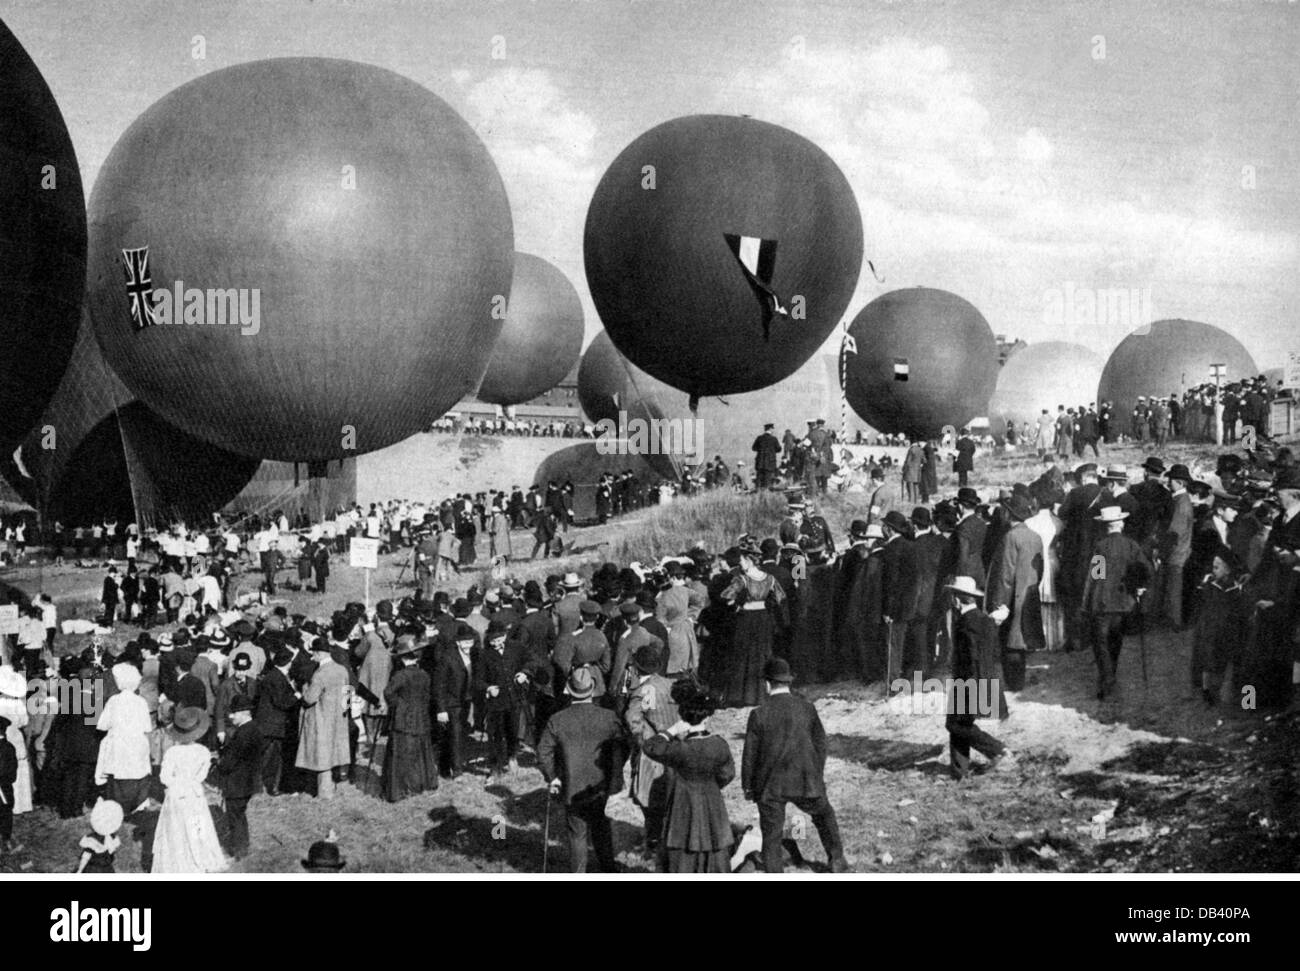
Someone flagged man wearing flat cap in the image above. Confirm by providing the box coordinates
[741,658,849,873]
[752,422,782,491]
[537,667,630,872]
[621,643,679,855]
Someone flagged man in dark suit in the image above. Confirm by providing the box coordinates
[311,539,331,594]
[954,430,977,487]
[1058,464,1103,652]
[910,507,948,679]
[878,511,920,692]
[537,667,630,873]
[951,488,987,585]
[513,585,557,742]
[1083,505,1152,699]
[944,576,1011,779]
[475,620,528,776]
[100,567,120,627]
[552,600,612,701]
[255,648,299,796]
[742,658,849,873]
[984,493,1044,692]
[1129,457,1173,548]
[214,695,263,858]
[433,623,480,778]
[752,422,782,490]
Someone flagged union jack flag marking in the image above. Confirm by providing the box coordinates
[122,246,156,332]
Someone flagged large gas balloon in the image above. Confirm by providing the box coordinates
[0,22,86,451]
[88,57,513,462]
[477,253,584,406]
[1097,319,1259,423]
[844,288,998,439]
[584,115,863,403]
[987,342,1105,432]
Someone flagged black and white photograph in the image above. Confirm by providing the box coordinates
[0,0,1294,924]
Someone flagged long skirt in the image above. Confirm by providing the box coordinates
[1040,601,1066,652]
[720,610,774,708]
[663,847,732,873]
[382,731,438,802]
[152,791,226,873]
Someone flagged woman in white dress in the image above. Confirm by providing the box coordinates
[0,667,32,814]
[152,707,226,874]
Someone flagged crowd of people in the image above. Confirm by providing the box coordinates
[1003,377,1286,454]
[1,413,1296,875]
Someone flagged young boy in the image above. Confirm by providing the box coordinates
[1191,550,1249,706]
[214,695,263,859]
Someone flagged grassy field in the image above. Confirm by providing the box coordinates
[2,436,1296,874]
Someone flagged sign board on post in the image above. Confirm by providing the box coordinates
[0,604,19,635]
[349,538,379,570]
[1285,351,1300,390]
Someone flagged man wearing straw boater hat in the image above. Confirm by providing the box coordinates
[1082,505,1152,700]
[944,575,1013,780]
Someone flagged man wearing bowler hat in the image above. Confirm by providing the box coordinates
[1161,464,1195,627]
[742,658,849,873]
[537,667,630,873]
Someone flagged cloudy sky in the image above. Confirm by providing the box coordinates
[11,0,1296,367]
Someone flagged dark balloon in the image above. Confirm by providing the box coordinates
[531,442,662,521]
[584,115,863,401]
[0,22,86,452]
[1097,319,1259,422]
[987,342,1104,431]
[88,57,513,462]
[576,331,680,479]
[477,253,584,407]
[4,311,258,526]
[844,288,998,438]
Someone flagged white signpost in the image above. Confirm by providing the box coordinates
[0,604,18,636]
[349,537,380,609]
[1285,351,1300,390]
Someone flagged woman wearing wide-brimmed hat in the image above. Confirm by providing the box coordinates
[152,706,226,873]
[642,682,734,873]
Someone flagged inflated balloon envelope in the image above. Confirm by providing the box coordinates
[86,57,514,463]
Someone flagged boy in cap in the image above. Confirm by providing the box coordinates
[943,576,1012,779]
[215,695,262,859]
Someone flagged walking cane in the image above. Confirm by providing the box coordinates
[366,715,389,797]
[1136,591,1149,690]
[541,788,553,873]
[883,618,894,695]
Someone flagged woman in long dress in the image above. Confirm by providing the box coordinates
[0,667,33,815]
[641,684,735,874]
[381,638,439,802]
[152,707,226,874]
[94,663,153,814]
[720,545,787,707]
